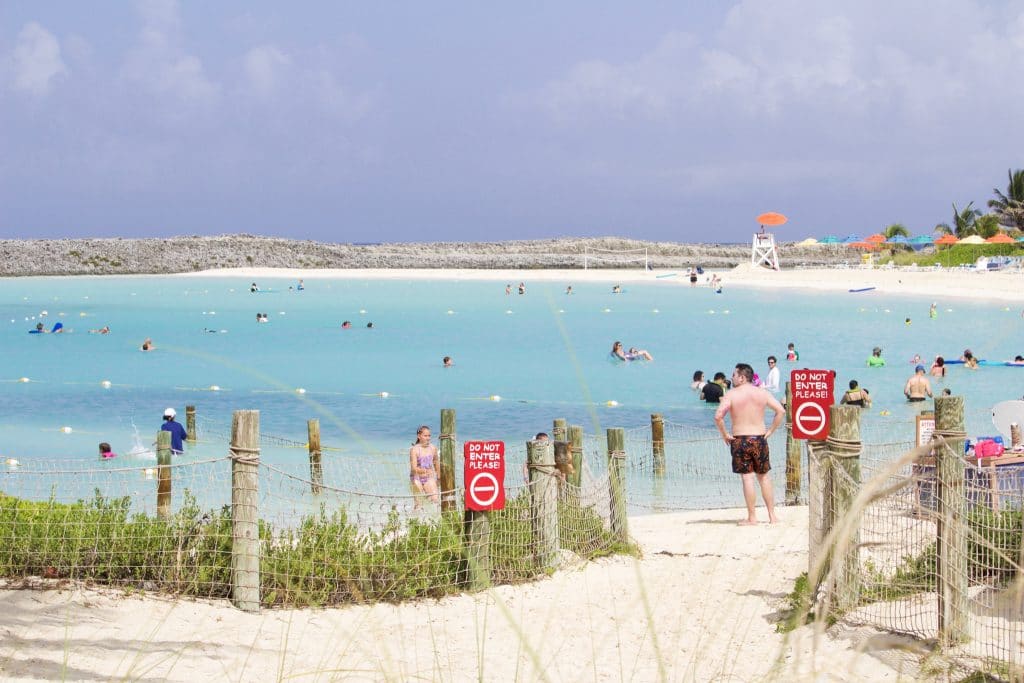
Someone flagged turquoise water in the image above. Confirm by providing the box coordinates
[0,275,1019,496]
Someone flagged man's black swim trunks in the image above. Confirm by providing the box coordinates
[731,435,771,474]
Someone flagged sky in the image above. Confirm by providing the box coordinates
[1,1,1023,243]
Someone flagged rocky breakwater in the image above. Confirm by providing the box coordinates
[0,235,855,276]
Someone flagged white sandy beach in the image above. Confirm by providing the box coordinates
[182,263,1024,303]
[0,506,912,682]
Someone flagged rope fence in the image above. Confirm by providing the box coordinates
[805,397,1024,680]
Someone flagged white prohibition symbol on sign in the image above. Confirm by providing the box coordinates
[468,472,500,507]
[794,402,827,436]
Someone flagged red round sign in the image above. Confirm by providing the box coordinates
[790,369,835,440]
[463,441,506,511]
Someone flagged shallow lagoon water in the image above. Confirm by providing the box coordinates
[1,275,1019,508]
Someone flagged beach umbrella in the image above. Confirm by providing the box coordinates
[1017,236,1024,242]
[819,235,840,244]
[909,235,935,244]
[886,235,910,244]
[756,212,788,226]
[986,233,1015,243]
[848,241,878,249]
[934,234,959,245]
[795,237,819,246]
[841,234,862,244]
[959,234,986,245]
[865,233,886,243]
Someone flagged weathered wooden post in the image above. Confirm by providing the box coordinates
[439,408,456,512]
[307,418,322,495]
[934,395,968,647]
[651,413,665,477]
[607,427,628,544]
[785,381,802,504]
[827,405,862,612]
[552,418,567,443]
[806,439,828,582]
[185,405,197,443]
[527,438,559,569]
[463,442,491,590]
[156,430,172,519]
[230,409,260,613]
[568,425,584,488]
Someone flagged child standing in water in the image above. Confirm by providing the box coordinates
[409,425,440,508]
[786,343,799,361]
[98,442,117,459]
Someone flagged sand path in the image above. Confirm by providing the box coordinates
[0,507,905,682]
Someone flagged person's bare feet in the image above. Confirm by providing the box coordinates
[737,519,758,526]
[768,515,779,524]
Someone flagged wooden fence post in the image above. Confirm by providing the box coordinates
[568,425,584,489]
[935,395,968,647]
[651,413,665,477]
[185,405,196,443]
[807,439,828,585]
[607,427,628,544]
[156,430,171,519]
[230,410,260,613]
[527,438,559,569]
[552,418,567,442]
[827,405,862,613]
[439,408,456,512]
[785,381,802,504]
[307,419,322,495]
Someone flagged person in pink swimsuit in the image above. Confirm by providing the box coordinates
[409,425,440,507]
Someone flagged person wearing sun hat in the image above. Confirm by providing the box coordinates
[160,407,188,454]
[904,365,933,403]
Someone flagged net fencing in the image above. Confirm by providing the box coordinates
[0,418,635,609]
[806,404,1024,679]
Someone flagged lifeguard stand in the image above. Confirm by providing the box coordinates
[751,227,779,270]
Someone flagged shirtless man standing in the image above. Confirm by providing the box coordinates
[714,363,785,525]
[904,365,933,402]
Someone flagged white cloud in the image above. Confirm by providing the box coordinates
[243,45,290,97]
[121,0,219,107]
[11,22,68,96]
[523,0,1024,124]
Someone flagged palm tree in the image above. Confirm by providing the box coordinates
[974,213,1001,239]
[934,201,981,238]
[883,223,910,238]
[989,168,1024,230]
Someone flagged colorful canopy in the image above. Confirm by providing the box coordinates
[959,235,986,245]
[865,233,886,243]
[935,234,959,245]
[841,234,862,244]
[757,212,788,226]
[909,235,936,244]
[886,235,910,244]
[795,237,819,246]
[986,233,1015,243]
[819,235,841,243]
[848,241,879,249]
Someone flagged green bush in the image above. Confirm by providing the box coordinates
[0,489,634,608]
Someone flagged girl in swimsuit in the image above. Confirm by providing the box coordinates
[409,425,440,507]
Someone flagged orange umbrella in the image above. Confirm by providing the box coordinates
[934,234,959,245]
[865,233,886,243]
[986,233,1015,243]
[848,241,878,249]
[756,212,788,226]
